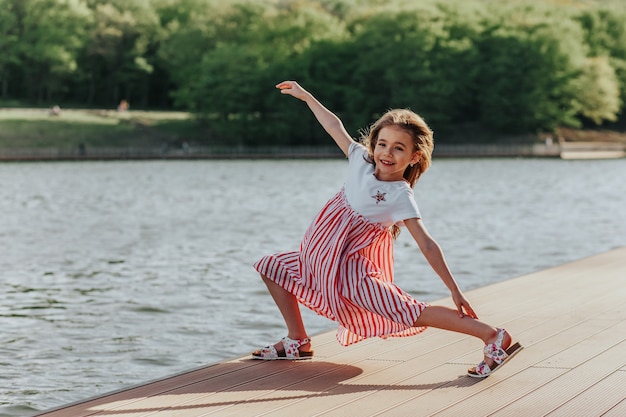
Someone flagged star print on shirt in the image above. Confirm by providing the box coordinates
[372,190,387,204]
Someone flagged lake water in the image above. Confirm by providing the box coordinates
[1,157,625,416]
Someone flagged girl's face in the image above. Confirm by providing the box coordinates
[373,126,421,182]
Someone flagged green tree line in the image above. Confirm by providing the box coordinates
[1,0,625,144]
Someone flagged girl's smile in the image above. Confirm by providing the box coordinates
[373,126,421,182]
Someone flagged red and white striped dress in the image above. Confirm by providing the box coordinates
[255,145,428,345]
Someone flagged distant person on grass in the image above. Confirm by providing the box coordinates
[252,81,522,378]
[117,100,129,112]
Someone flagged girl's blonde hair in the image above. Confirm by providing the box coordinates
[361,109,434,188]
[361,109,434,239]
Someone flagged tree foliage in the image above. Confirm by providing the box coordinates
[1,0,625,143]
[0,0,20,98]
[474,4,588,132]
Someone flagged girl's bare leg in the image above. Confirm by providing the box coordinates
[261,274,312,352]
[414,306,512,367]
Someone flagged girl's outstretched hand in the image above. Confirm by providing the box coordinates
[276,81,310,101]
[275,80,353,156]
[451,289,478,319]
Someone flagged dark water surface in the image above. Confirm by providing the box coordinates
[1,158,624,416]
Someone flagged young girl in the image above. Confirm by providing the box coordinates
[252,81,521,378]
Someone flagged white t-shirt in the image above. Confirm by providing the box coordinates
[344,142,421,227]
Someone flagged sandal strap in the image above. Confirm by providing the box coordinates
[483,328,508,365]
[470,360,492,376]
[281,336,311,359]
[254,343,279,359]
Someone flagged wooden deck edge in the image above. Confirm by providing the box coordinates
[36,246,626,416]
[35,353,251,416]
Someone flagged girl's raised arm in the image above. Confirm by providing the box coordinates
[276,81,353,157]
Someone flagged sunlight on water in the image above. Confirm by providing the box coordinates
[0,158,625,415]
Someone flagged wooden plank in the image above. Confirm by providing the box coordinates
[43,361,262,416]
[247,308,623,417]
[376,367,566,417]
[316,363,492,417]
[602,398,626,417]
[545,371,626,417]
[168,361,370,417]
[533,320,626,370]
[209,360,398,417]
[365,316,622,416]
[94,361,361,417]
[490,340,626,416]
[36,247,626,417]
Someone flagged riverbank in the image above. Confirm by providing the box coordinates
[3,141,625,161]
[0,143,563,160]
[0,108,198,150]
[1,108,625,160]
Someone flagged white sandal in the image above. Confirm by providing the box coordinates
[468,328,522,378]
[252,336,314,361]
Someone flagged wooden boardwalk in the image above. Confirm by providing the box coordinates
[39,248,626,417]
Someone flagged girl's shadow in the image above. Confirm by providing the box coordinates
[75,360,479,416]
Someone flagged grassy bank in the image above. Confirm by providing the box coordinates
[1,108,625,152]
[0,108,204,149]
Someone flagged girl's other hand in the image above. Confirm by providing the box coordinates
[451,289,478,319]
[276,81,309,101]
